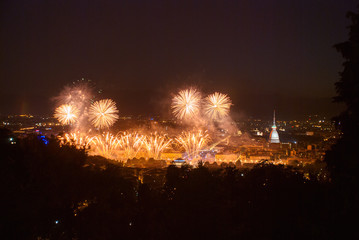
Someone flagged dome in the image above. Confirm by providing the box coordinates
[269,128,280,143]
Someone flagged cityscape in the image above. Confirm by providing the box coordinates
[1,110,339,168]
[1,1,358,239]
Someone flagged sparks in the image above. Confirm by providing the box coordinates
[171,88,201,120]
[90,132,121,159]
[175,130,210,160]
[89,99,119,128]
[59,132,94,149]
[117,132,145,160]
[143,133,172,159]
[204,92,232,120]
[54,104,80,125]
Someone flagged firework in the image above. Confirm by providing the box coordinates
[89,99,119,128]
[60,132,94,149]
[55,80,95,105]
[144,133,172,159]
[90,132,121,159]
[53,81,97,129]
[171,88,201,120]
[117,132,145,160]
[54,104,80,125]
[203,92,232,120]
[175,130,210,160]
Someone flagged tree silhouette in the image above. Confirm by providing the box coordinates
[326,7,359,184]
[324,7,359,239]
[1,133,348,239]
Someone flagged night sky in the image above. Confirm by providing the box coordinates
[1,0,358,119]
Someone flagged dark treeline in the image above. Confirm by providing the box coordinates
[0,129,357,240]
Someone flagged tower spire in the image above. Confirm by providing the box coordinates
[273,110,276,126]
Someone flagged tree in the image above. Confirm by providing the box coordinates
[325,7,359,184]
[324,8,359,239]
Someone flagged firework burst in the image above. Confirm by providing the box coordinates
[175,130,210,160]
[143,133,172,159]
[204,92,232,120]
[89,99,119,128]
[171,88,201,120]
[54,104,80,125]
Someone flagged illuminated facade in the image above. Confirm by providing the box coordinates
[269,110,280,143]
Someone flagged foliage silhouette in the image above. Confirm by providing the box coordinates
[0,133,352,239]
[326,7,359,185]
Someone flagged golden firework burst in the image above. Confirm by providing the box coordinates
[54,104,80,125]
[171,88,201,120]
[204,92,231,120]
[89,99,119,128]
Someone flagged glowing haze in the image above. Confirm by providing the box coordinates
[54,83,237,162]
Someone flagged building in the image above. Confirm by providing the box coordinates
[269,110,280,144]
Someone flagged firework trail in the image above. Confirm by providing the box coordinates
[90,132,121,159]
[54,104,80,125]
[171,88,201,120]
[143,133,172,159]
[89,99,119,129]
[203,92,232,120]
[175,130,210,160]
[117,132,145,160]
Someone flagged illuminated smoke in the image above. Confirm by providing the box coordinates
[53,81,95,129]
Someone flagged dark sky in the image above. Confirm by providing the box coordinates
[1,0,358,119]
